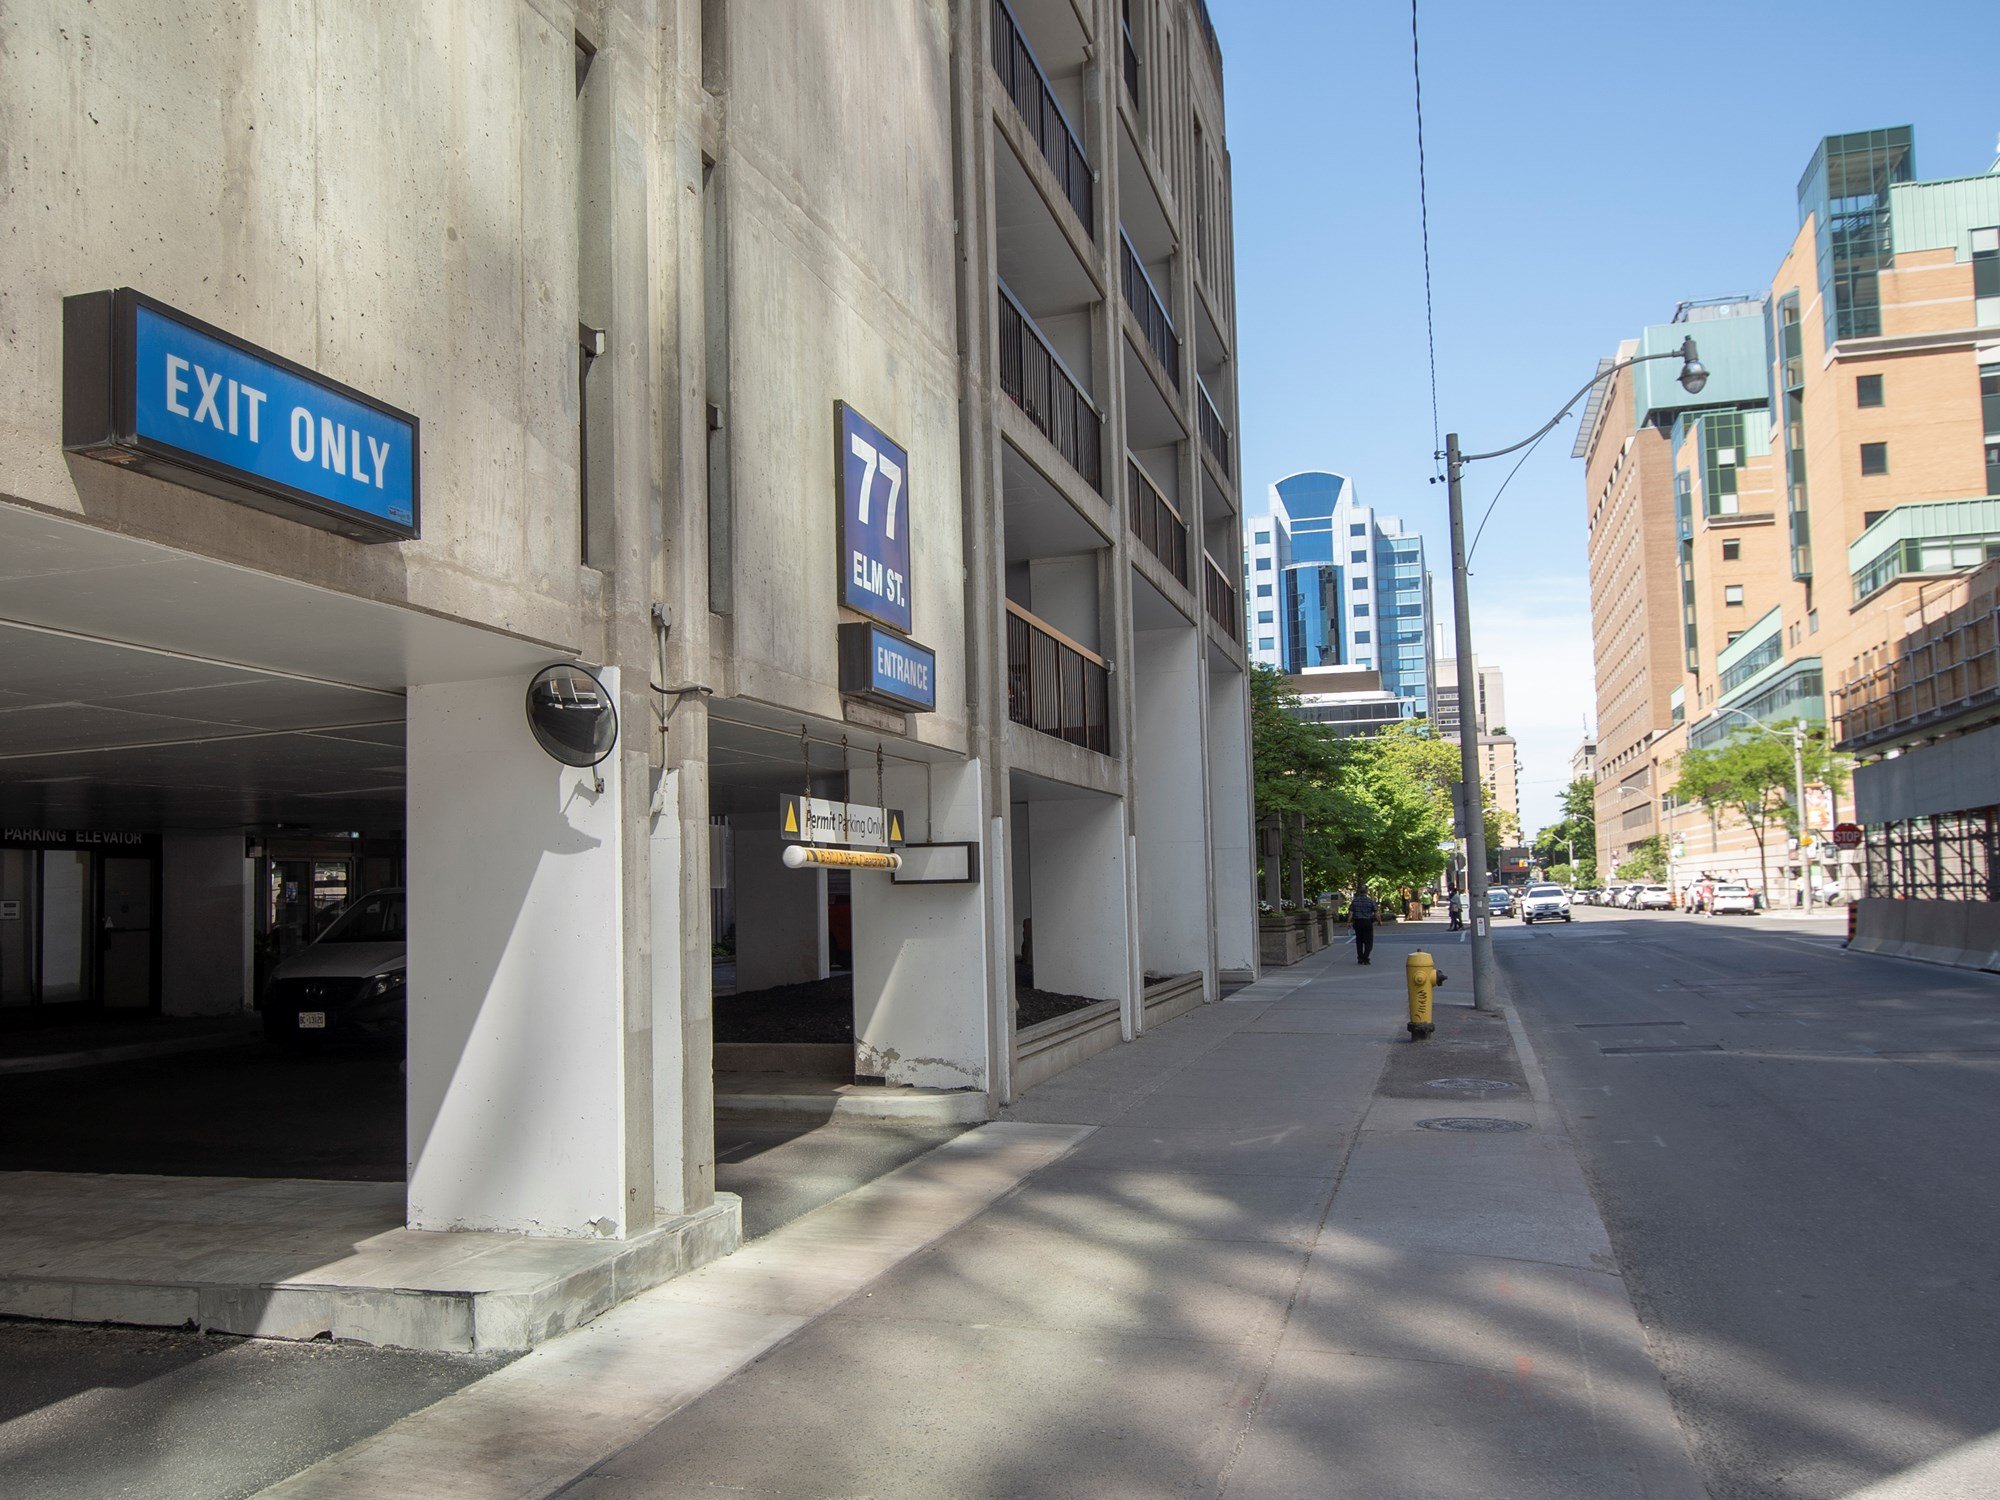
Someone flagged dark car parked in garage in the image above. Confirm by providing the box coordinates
[261,888,407,1044]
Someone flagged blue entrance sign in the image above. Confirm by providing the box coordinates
[838,623,937,714]
[63,289,420,542]
[835,402,912,632]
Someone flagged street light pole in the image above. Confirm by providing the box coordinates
[1793,721,1812,912]
[1444,433,1499,1012]
[1439,337,1707,1015]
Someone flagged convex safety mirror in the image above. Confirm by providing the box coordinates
[525,664,618,768]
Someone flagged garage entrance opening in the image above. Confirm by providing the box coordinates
[705,706,989,1114]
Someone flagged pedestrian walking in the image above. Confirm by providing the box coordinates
[1350,884,1379,965]
[1448,890,1464,931]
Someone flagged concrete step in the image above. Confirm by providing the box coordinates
[714,1073,988,1125]
[0,1171,741,1353]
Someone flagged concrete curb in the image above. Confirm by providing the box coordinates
[0,1029,252,1076]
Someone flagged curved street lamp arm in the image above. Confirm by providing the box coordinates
[1457,341,1697,465]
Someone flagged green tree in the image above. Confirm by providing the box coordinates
[1614,835,1666,882]
[1533,776,1598,882]
[1674,735,1794,896]
[1247,671,1453,905]
[1674,721,1852,897]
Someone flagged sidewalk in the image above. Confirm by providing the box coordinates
[258,928,1703,1499]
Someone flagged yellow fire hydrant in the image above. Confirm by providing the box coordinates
[1406,950,1443,1040]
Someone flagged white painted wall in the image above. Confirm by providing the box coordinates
[1026,795,1130,1002]
[732,832,828,992]
[1207,668,1258,977]
[160,834,250,1017]
[850,761,988,1091]
[406,669,628,1238]
[1133,628,1209,978]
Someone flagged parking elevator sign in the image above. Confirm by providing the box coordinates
[63,288,420,542]
[835,402,912,633]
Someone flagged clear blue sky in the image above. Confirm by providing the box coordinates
[1220,0,1999,835]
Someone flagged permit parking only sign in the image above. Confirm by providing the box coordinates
[835,402,912,633]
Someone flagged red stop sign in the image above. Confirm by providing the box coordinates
[1832,822,1863,849]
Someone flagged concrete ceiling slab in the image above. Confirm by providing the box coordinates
[0,507,574,692]
[1001,440,1109,562]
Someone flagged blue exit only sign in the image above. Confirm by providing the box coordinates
[63,288,420,542]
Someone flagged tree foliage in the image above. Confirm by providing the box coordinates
[1614,835,1666,882]
[1249,668,1454,901]
[1671,720,1839,895]
[1533,775,1598,884]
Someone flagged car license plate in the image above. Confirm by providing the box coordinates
[299,1011,327,1030]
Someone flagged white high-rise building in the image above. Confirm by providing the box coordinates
[1242,472,1436,718]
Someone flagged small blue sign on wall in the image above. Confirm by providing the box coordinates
[63,289,420,542]
[835,402,912,633]
[838,623,936,714]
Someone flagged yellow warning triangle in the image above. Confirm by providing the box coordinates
[784,800,799,835]
[889,813,902,842]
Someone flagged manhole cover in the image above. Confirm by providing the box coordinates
[1425,1077,1520,1093]
[1416,1117,1531,1133]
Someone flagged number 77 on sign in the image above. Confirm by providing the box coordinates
[836,402,913,634]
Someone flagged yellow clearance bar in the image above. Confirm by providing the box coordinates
[781,846,903,871]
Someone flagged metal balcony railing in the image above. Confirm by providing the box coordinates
[990,0,1093,232]
[1835,584,2000,749]
[1006,601,1111,753]
[1127,458,1187,585]
[997,282,1102,491]
[1197,377,1231,474]
[1203,551,1238,640]
[1120,230,1180,389]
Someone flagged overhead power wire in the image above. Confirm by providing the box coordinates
[1411,0,1441,473]
[1466,424,1553,564]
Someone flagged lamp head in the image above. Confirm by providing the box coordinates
[1676,336,1709,395]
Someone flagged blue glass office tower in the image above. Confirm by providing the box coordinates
[1243,472,1436,716]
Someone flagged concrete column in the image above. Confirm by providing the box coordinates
[1212,668,1259,978]
[1288,814,1305,907]
[160,834,250,1017]
[1133,627,1208,978]
[732,829,829,992]
[1026,794,1130,1002]
[850,760,988,1090]
[1261,822,1282,909]
[406,668,632,1238]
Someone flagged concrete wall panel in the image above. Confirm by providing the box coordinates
[160,834,250,1017]
[851,761,988,1090]
[1026,796,1130,1003]
[406,668,627,1238]
[1134,627,1207,977]
[0,1,593,645]
[732,833,827,993]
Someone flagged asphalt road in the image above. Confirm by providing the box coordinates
[1496,906,2000,1500]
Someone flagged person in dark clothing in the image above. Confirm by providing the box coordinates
[1349,886,1379,965]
